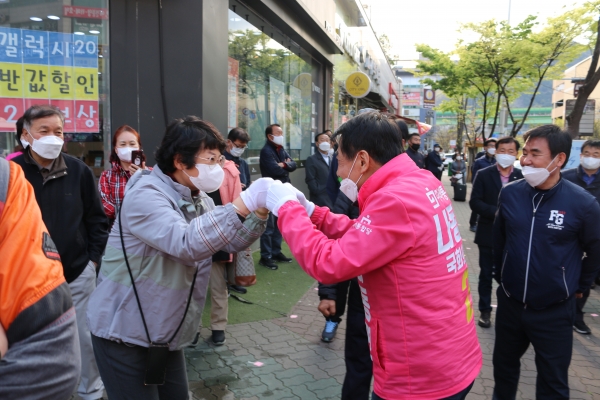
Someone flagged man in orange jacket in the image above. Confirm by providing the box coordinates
[0,157,80,398]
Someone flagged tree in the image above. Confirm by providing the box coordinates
[566,1,600,137]
[378,34,398,65]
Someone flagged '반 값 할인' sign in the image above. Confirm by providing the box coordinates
[0,27,99,133]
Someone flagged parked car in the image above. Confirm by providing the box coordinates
[444,153,454,166]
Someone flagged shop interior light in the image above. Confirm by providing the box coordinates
[47,15,60,20]
[89,30,100,34]
[74,32,85,35]
[99,55,103,58]
[30,17,43,22]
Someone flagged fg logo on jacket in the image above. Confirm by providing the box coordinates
[547,210,565,230]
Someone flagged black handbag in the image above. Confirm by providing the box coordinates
[118,196,198,385]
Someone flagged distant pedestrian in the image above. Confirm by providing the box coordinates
[469,137,522,329]
[562,139,600,335]
[425,144,444,180]
[492,125,600,399]
[258,124,296,270]
[405,132,426,169]
[470,138,497,232]
[12,105,110,400]
[224,127,251,190]
[305,131,333,209]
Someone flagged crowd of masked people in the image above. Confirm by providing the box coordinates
[1,104,599,400]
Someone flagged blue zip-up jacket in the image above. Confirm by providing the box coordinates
[259,140,297,183]
[493,178,600,309]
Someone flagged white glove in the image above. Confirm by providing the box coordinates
[266,182,299,216]
[239,177,276,212]
[283,183,315,217]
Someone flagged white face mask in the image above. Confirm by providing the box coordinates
[271,135,284,146]
[327,148,334,156]
[28,132,63,160]
[183,163,225,193]
[116,146,139,162]
[20,138,30,149]
[230,146,245,157]
[456,156,462,161]
[581,156,600,171]
[339,154,363,203]
[522,155,558,188]
[487,147,496,156]
[496,154,516,169]
[318,142,331,152]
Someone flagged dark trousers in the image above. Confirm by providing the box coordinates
[342,279,372,400]
[92,335,188,400]
[372,381,474,400]
[478,245,494,312]
[575,288,591,323]
[493,288,575,400]
[469,210,478,227]
[260,213,283,259]
[328,280,350,323]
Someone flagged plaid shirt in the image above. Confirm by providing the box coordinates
[98,162,131,224]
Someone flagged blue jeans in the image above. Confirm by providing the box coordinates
[372,381,474,400]
[260,213,282,259]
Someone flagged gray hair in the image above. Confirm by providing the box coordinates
[22,105,65,132]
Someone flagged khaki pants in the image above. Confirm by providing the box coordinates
[209,261,235,331]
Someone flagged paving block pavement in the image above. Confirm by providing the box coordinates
[182,176,600,400]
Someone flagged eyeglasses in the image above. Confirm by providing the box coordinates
[196,155,225,168]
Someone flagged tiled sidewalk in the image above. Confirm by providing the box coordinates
[184,176,600,400]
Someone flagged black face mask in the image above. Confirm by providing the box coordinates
[410,143,420,151]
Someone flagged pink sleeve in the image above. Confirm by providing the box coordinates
[278,193,416,284]
[309,205,355,239]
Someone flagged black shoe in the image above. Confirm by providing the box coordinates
[228,284,247,294]
[272,253,292,263]
[574,320,592,335]
[212,330,226,346]
[469,225,477,232]
[259,257,278,270]
[478,311,491,328]
[321,320,339,342]
[188,332,200,348]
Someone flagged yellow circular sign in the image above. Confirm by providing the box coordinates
[345,71,371,98]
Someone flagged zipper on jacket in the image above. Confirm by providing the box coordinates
[562,266,570,298]
[523,193,544,303]
[500,251,511,298]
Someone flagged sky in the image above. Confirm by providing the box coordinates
[364,0,586,66]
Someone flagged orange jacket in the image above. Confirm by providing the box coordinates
[0,158,71,344]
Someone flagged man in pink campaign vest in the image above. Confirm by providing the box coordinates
[261,111,482,399]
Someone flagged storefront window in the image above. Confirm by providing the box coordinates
[0,1,109,179]
[228,3,323,165]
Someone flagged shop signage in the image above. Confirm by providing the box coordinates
[388,82,399,114]
[0,27,99,132]
[402,92,421,107]
[332,21,381,84]
[345,71,371,98]
[423,89,435,109]
[63,6,109,20]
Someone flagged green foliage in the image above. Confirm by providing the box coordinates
[379,34,398,64]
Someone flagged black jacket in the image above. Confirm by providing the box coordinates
[12,151,109,283]
[425,150,443,177]
[305,152,333,208]
[406,147,425,169]
[259,140,297,183]
[472,155,496,180]
[469,165,523,248]
[224,151,251,189]
[493,178,600,309]
[562,166,600,203]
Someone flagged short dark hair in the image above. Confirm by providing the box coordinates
[265,124,280,138]
[14,116,24,145]
[495,136,520,151]
[395,120,410,142]
[155,116,226,174]
[408,133,420,140]
[483,138,497,147]
[332,111,403,165]
[22,105,65,132]
[523,124,571,168]
[228,127,250,143]
[581,139,600,153]
[315,131,331,142]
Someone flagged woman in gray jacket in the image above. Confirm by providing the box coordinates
[87,116,270,399]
